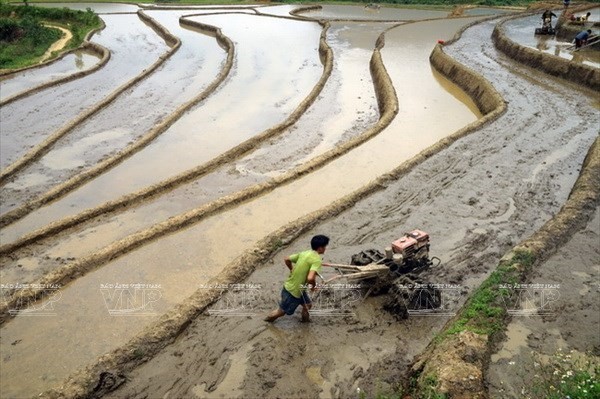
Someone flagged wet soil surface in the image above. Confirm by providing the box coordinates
[487,208,599,398]
[112,18,598,399]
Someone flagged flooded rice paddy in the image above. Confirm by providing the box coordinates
[1,3,598,398]
[503,10,600,68]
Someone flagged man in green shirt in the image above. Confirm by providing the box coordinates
[264,235,329,323]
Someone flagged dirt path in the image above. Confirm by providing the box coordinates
[112,17,598,399]
[39,25,72,63]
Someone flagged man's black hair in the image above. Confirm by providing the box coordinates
[311,235,330,250]
[587,29,592,33]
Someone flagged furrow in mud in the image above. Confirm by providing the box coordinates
[0,10,179,186]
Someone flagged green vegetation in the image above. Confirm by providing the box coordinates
[520,349,600,399]
[437,249,534,339]
[0,3,101,69]
[419,374,448,399]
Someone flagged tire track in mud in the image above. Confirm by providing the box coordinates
[0,11,180,186]
[0,22,110,107]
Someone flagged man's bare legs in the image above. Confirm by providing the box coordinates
[301,303,312,322]
[264,308,285,322]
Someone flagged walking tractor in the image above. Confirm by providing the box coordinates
[321,230,442,318]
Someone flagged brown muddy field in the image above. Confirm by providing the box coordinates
[0,3,598,399]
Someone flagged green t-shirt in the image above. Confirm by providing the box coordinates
[283,249,322,298]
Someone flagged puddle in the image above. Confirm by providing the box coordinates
[41,127,131,170]
[490,319,532,362]
[3,172,48,191]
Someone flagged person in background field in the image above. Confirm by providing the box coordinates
[542,10,557,29]
[571,12,592,22]
[563,0,570,9]
[264,235,330,323]
[575,29,592,48]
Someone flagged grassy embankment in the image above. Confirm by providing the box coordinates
[0,3,101,69]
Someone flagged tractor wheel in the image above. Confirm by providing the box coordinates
[384,274,441,319]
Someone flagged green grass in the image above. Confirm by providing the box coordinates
[0,16,61,68]
[438,249,535,340]
[0,3,101,69]
[522,350,600,399]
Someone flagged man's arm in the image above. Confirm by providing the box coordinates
[284,257,293,271]
[306,270,317,291]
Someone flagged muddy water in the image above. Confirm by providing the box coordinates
[298,4,448,21]
[0,21,382,245]
[503,13,600,68]
[259,4,303,17]
[0,14,168,171]
[0,17,483,397]
[464,7,516,16]
[0,50,100,101]
[0,10,226,214]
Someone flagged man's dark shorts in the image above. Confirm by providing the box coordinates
[279,288,311,315]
